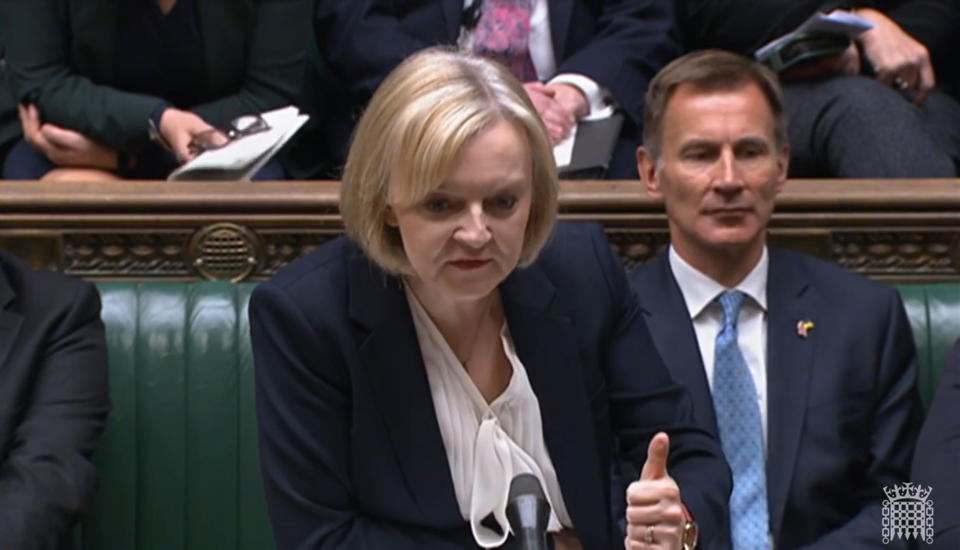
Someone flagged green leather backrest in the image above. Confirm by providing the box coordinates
[896,283,960,410]
[82,282,273,550]
[78,281,959,549]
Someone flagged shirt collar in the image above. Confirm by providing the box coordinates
[668,245,769,320]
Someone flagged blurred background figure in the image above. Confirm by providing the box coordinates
[299,0,681,179]
[678,0,960,177]
[0,248,110,549]
[0,0,311,181]
[0,23,19,170]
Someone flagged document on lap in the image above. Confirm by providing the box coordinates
[167,106,308,182]
[755,10,874,73]
[553,111,623,179]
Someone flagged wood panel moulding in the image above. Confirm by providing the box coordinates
[1,179,958,282]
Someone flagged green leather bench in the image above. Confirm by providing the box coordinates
[78,283,270,550]
[75,281,960,550]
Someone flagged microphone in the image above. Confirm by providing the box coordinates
[505,473,551,550]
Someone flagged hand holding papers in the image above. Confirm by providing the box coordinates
[755,10,874,73]
[167,106,308,182]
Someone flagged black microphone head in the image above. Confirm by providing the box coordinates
[508,473,546,502]
[506,473,551,550]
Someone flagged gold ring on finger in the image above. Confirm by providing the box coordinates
[644,524,656,544]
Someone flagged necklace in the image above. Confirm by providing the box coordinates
[456,299,499,368]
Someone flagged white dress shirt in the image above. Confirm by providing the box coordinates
[668,246,770,453]
[405,285,573,548]
[457,0,613,118]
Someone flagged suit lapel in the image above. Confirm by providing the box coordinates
[0,266,22,373]
[634,256,719,432]
[764,248,815,540]
[500,263,609,549]
[442,0,464,42]
[548,0,573,62]
[347,252,461,524]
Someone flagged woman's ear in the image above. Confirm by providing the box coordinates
[385,205,398,227]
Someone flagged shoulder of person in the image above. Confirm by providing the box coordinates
[526,221,631,305]
[770,246,902,305]
[260,235,358,295]
[0,248,97,313]
[536,221,610,268]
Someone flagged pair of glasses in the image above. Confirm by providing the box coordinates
[187,114,271,155]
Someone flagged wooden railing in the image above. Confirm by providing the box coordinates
[1,179,958,283]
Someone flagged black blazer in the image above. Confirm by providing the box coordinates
[629,248,924,549]
[308,0,681,178]
[250,222,730,549]
[0,250,110,550]
[912,339,960,548]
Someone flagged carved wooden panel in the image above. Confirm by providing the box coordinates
[831,232,960,277]
[1,179,958,283]
[64,233,194,278]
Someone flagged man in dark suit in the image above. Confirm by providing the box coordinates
[677,0,960,177]
[628,50,924,548]
[307,0,680,179]
[0,249,110,549]
[912,339,960,548]
[0,10,20,170]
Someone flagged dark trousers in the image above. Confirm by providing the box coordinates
[784,75,960,178]
[2,139,288,180]
[0,139,13,177]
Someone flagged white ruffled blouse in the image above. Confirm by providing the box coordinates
[405,286,573,548]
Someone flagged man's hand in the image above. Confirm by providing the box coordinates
[625,433,684,550]
[547,83,589,121]
[553,528,583,550]
[158,108,221,163]
[854,7,935,104]
[523,81,577,145]
[18,104,118,169]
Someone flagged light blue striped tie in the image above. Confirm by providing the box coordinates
[712,291,770,550]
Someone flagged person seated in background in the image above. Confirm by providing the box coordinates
[0,0,311,181]
[0,249,111,548]
[250,48,729,549]
[911,338,960,548]
[629,50,924,548]
[678,0,960,178]
[304,0,681,179]
[0,33,19,171]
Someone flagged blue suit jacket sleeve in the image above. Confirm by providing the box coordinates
[315,0,438,100]
[551,0,679,126]
[586,227,731,547]
[794,289,922,550]
[317,0,680,127]
[912,340,960,548]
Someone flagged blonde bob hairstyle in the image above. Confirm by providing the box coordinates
[340,47,559,276]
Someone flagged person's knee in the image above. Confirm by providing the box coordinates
[41,168,120,182]
[816,76,920,123]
